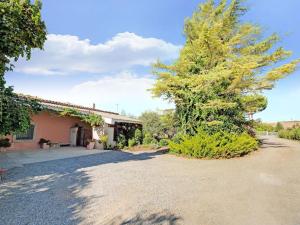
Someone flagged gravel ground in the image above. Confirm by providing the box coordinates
[1,136,300,225]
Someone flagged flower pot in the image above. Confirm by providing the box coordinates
[41,143,50,149]
[95,142,104,150]
[87,142,95,150]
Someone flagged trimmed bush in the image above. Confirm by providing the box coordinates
[168,129,258,159]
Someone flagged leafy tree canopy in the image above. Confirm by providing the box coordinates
[139,110,177,140]
[0,0,47,136]
[152,0,299,134]
[0,0,46,75]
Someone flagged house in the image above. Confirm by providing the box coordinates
[6,95,142,151]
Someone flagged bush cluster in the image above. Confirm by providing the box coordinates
[278,128,300,140]
[168,129,258,159]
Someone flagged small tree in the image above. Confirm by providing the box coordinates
[139,111,163,139]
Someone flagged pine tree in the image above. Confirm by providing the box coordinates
[152,0,299,134]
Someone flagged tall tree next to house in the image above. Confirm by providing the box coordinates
[152,0,299,135]
[0,0,47,135]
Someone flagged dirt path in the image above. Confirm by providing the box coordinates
[0,136,300,225]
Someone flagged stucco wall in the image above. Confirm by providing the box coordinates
[7,111,92,151]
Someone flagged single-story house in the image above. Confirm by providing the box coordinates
[6,95,142,151]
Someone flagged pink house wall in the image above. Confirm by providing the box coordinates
[7,111,92,151]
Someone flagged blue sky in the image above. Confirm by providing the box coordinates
[5,0,300,121]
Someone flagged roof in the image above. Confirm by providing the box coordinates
[19,94,141,124]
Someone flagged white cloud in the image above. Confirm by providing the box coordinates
[14,71,173,115]
[14,32,181,75]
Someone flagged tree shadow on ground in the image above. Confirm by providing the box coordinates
[0,150,167,225]
[259,139,288,149]
[106,210,182,225]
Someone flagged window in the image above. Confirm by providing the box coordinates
[16,124,35,140]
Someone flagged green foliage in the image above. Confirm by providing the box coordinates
[139,111,163,139]
[99,135,108,149]
[0,0,46,135]
[168,129,258,159]
[142,132,154,145]
[0,138,11,148]
[134,129,143,145]
[117,134,126,149]
[139,110,177,143]
[160,110,177,138]
[0,0,47,75]
[275,122,284,132]
[0,89,42,135]
[253,121,275,132]
[128,138,137,148]
[152,0,300,135]
[60,108,104,127]
[159,139,169,147]
[150,138,158,145]
[82,113,104,127]
[278,128,300,140]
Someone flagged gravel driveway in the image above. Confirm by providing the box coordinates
[1,136,300,225]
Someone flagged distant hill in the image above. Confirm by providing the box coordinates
[268,121,300,129]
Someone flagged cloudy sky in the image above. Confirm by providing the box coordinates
[5,0,300,121]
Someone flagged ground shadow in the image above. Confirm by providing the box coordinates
[0,150,167,225]
[106,211,182,225]
[259,138,288,149]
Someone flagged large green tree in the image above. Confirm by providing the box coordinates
[152,0,299,135]
[0,0,46,135]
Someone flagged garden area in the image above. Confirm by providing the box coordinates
[111,0,299,159]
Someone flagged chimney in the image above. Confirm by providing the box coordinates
[92,103,95,109]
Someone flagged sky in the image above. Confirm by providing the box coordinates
[5,0,300,121]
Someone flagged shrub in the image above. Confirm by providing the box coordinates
[275,122,284,132]
[279,128,300,140]
[0,138,11,148]
[168,129,258,159]
[128,138,137,147]
[159,139,169,147]
[150,138,158,145]
[117,134,126,149]
[100,135,108,149]
[143,132,154,145]
[134,129,143,145]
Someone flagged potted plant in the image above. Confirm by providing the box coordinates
[100,135,108,149]
[95,140,104,150]
[0,138,11,152]
[38,138,50,149]
[86,139,96,150]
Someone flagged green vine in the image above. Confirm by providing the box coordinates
[60,108,104,127]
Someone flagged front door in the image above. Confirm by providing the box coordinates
[76,127,84,146]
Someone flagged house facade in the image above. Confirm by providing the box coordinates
[6,96,141,151]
